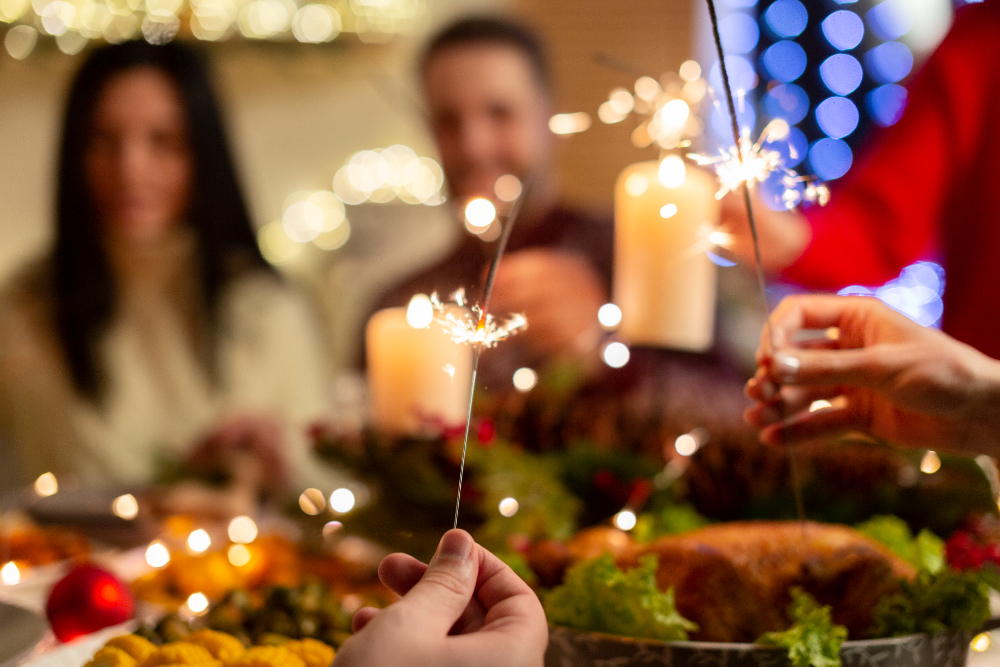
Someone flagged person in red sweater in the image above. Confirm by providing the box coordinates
[726,0,1000,359]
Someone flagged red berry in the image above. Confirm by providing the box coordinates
[46,564,134,642]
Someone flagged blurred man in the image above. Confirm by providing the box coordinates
[377,17,611,383]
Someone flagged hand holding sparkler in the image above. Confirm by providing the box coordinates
[338,530,548,667]
[744,294,1000,458]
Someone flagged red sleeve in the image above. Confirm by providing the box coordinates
[781,7,981,290]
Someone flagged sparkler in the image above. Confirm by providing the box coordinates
[450,179,531,530]
[430,289,527,348]
[703,0,807,525]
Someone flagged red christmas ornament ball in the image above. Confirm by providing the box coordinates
[46,563,134,642]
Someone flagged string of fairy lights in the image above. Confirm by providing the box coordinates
[1,0,424,59]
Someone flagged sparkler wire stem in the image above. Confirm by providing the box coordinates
[452,178,533,530]
[704,0,806,525]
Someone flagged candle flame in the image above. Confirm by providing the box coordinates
[429,291,526,348]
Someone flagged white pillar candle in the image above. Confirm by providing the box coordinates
[366,299,473,435]
[613,158,721,352]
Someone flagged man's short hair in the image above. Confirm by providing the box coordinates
[421,16,552,93]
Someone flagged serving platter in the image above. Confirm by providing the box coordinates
[544,622,1000,667]
[0,602,47,667]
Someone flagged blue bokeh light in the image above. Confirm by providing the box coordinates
[832,0,858,4]
[759,169,804,211]
[710,102,757,139]
[819,54,863,95]
[816,96,860,138]
[764,0,809,38]
[866,84,908,126]
[821,11,864,51]
[709,55,758,97]
[867,0,914,41]
[809,138,853,180]
[721,0,758,8]
[719,12,760,54]
[763,83,810,125]
[763,125,808,167]
[707,251,738,267]
[865,41,913,84]
[762,40,807,83]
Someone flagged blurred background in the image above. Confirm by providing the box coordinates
[0,0,957,371]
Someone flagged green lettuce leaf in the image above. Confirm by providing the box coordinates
[854,515,944,573]
[544,553,697,641]
[869,566,997,637]
[757,588,847,667]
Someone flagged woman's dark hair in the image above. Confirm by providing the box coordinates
[55,40,270,401]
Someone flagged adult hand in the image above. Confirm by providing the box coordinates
[744,295,1000,456]
[719,190,811,273]
[490,249,606,360]
[335,529,547,667]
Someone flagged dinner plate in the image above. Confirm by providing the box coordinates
[0,603,47,667]
[545,622,1000,667]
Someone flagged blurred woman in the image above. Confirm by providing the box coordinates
[0,41,336,494]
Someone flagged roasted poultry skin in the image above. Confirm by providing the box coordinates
[574,521,917,642]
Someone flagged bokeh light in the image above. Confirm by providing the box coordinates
[864,41,913,84]
[708,54,757,98]
[498,497,519,517]
[258,221,302,265]
[291,4,340,43]
[4,25,37,59]
[186,592,209,615]
[330,488,356,514]
[494,175,522,202]
[866,84,908,127]
[719,12,759,54]
[659,203,678,219]
[603,342,630,368]
[675,433,698,456]
[34,472,57,497]
[299,488,326,515]
[406,294,434,329]
[819,54,863,95]
[866,0,913,41]
[227,516,258,544]
[821,10,864,50]
[762,40,807,83]
[112,494,139,520]
[145,541,170,568]
[614,510,637,531]
[548,112,591,135]
[227,544,251,567]
[597,303,622,329]
[808,138,853,180]
[839,261,945,328]
[187,529,211,553]
[1,562,20,585]
[464,198,496,229]
[679,60,702,82]
[624,173,648,197]
[763,0,808,38]
[657,155,687,188]
[763,83,810,125]
[815,96,859,139]
[920,450,941,474]
[512,367,538,392]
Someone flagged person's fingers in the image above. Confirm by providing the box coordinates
[759,400,864,447]
[392,529,479,634]
[350,607,380,633]
[378,553,427,598]
[744,386,846,429]
[769,345,917,389]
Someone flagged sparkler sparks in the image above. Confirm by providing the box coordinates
[429,289,527,348]
[687,119,830,207]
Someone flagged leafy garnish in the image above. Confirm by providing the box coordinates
[757,588,847,667]
[632,504,710,543]
[869,565,999,637]
[544,553,698,641]
[854,515,944,573]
